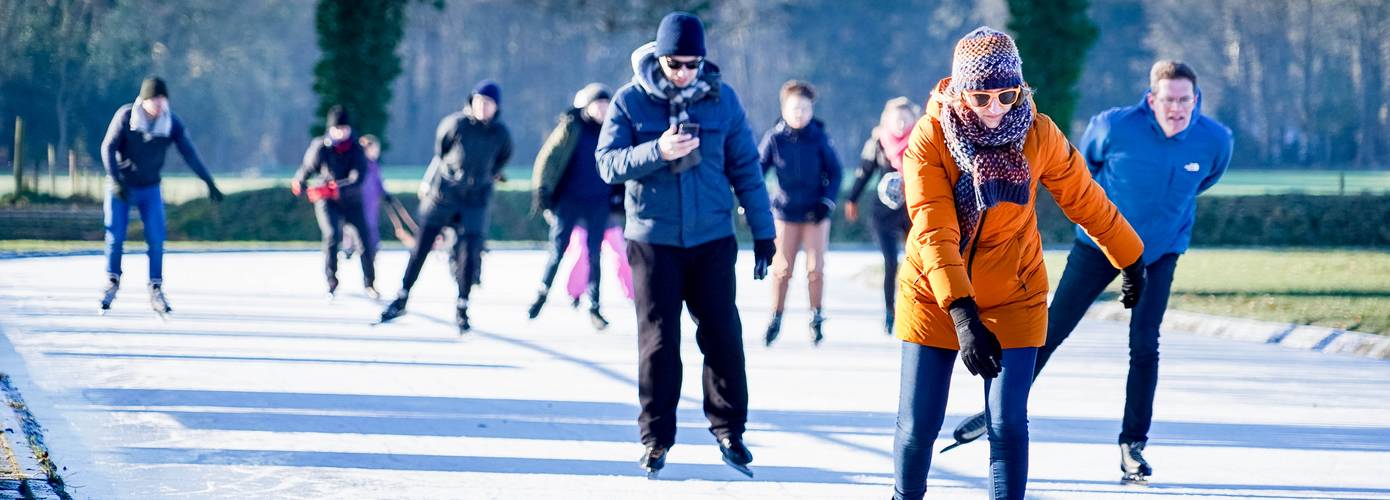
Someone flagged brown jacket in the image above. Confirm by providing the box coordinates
[895,79,1143,350]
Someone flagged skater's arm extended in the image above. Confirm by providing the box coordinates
[171,118,215,185]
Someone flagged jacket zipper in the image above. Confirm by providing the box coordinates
[966,209,988,280]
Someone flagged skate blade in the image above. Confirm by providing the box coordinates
[721,456,753,478]
[1121,473,1149,486]
[939,440,968,453]
[645,468,660,480]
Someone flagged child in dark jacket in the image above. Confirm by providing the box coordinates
[759,80,843,346]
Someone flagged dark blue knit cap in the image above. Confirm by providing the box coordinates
[655,12,706,57]
[472,79,501,106]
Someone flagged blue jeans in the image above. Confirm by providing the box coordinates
[104,184,167,282]
[894,342,1037,500]
[1035,240,1179,444]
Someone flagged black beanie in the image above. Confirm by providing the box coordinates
[139,77,169,100]
[472,79,501,106]
[326,105,351,128]
[655,12,706,58]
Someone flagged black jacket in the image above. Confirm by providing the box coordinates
[423,108,513,205]
[294,135,370,199]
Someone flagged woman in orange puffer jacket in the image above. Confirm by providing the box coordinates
[891,27,1147,500]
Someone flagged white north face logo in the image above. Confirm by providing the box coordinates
[1184,162,1200,172]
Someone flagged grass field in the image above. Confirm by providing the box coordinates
[1040,248,1389,335]
[4,168,1389,204]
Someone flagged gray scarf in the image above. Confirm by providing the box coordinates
[129,98,173,138]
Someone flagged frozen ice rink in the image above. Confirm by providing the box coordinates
[1,249,1386,499]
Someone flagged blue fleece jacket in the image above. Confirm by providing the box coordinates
[1076,89,1233,264]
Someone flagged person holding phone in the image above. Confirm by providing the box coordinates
[758,80,843,346]
[596,11,776,479]
[891,27,1145,499]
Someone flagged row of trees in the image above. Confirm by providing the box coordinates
[3,0,1389,178]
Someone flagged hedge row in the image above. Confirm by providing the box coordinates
[4,188,1388,247]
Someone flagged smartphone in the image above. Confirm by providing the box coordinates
[677,122,700,138]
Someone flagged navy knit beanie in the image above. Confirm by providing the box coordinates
[472,79,501,106]
[325,105,351,128]
[655,12,706,57]
[139,77,169,100]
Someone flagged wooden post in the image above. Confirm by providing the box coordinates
[48,143,56,195]
[69,150,78,196]
[12,116,22,195]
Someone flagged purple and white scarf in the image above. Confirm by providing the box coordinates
[939,96,1034,252]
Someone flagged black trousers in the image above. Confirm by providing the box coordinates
[315,196,376,287]
[870,203,909,318]
[399,197,486,301]
[628,236,747,447]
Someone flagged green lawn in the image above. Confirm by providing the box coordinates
[1039,248,1390,334]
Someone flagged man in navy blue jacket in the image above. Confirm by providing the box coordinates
[596,11,776,478]
[99,77,224,316]
[949,61,1232,484]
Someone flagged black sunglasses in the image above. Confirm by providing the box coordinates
[662,57,703,70]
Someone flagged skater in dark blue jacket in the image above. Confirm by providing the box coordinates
[759,80,843,346]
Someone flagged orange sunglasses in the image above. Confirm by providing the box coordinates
[962,87,1028,108]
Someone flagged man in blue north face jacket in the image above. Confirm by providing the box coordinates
[596,11,776,479]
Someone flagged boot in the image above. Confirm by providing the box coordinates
[457,299,471,333]
[763,313,783,346]
[527,289,546,319]
[149,281,172,316]
[99,274,120,312]
[589,306,610,331]
[379,292,408,323]
[810,308,826,346]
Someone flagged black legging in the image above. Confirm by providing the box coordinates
[315,195,376,287]
[870,203,909,317]
[399,198,486,301]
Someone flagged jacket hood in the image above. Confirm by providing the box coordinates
[1137,84,1205,140]
[630,41,723,100]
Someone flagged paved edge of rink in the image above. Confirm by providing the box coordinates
[0,374,69,500]
[1087,301,1390,360]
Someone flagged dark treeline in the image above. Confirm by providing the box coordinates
[3,0,1388,177]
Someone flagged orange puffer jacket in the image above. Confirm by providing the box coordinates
[895,78,1143,350]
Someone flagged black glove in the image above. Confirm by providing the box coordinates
[1120,259,1146,309]
[112,182,130,202]
[207,182,225,203]
[947,297,1002,378]
[753,238,776,280]
[810,201,832,222]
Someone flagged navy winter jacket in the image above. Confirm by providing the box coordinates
[759,118,843,222]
